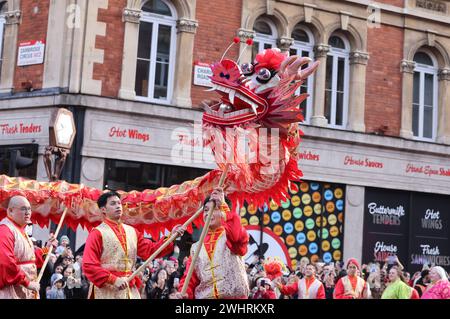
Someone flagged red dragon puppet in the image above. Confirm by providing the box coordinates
[0,45,318,237]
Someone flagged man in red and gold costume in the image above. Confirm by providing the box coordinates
[82,190,185,299]
[277,264,325,299]
[334,258,371,299]
[176,187,249,299]
[0,195,56,299]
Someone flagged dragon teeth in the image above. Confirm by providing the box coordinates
[229,90,236,104]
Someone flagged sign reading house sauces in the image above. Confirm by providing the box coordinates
[363,188,450,272]
[17,40,46,66]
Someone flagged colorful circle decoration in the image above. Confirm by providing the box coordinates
[304,206,313,217]
[300,182,309,192]
[295,220,304,232]
[271,211,281,223]
[307,230,316,242]
[249,216,259,225]
[263,203,269,212]
[311,255,319,263]
[305,218,315,230]
[334,188,343,199]
[289,247,298,259]
[298,245,308,256]
[286,235,295,246]
[270,200,279,211]
[241,218,248,227]
[323,252,332,263]
[330,226,339,237]
[296,232,306,244]
[291,195,300,207]
[328,214,337,226]
[314,203,322,215]
[333,250,342,261]
[301,193,311,205]
[282,210,292,221]
[284,222,294,234]
[312,192,321,203]
[241,181,345,268]
[273,225,283,236]
[322,240,330,252]
[324,189,333,201]
[248,204,257,215]
[331,238,341,250]
[281,199,291,209]
[326,202,335,213]
[336,199,344,211]
[309,243,318,254]
[263,214,270,225]
[293,207,302,219]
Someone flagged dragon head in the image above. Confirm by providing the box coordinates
[203,48,319,136]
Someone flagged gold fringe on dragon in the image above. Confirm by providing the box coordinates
[0,42,319,238]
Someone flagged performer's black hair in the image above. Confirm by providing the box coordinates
[97,190,121,209]
[203,196,232,209]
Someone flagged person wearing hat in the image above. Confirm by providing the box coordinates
[46,273,66,299]
[0,195,57,299]
[333,258,371,299]
[174,187,250,299]
[82,190,185,299]
[55,235,70,256]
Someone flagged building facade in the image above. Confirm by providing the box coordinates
[0,0,449,270]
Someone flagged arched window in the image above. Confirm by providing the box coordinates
[325,33,350,128]
[135,0,177,104]
[0,2,7,77]
[290,25,314,123]
[412,51,438,140]
[252,17,277,61]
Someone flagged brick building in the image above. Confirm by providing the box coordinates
[0,0,449,271]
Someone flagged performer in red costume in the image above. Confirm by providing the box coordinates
[0,195,56,299]
[334,258,371,299]
[175,187,249,299]
[277,264,325,299]
[82,190,185,299]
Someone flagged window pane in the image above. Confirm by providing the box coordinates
[289,48,297,57]
[153,25,171,99]
[254,20,272,35]
[336,92,343,126]
[137,22,152,60]
[263,43,272,50]
[329,36,345,49]
[424,73,434,106]
[300,85,307,117]
[135,59,150,97]
[292,26,309,43]
[423,106,433,138]
[142,0,172,16]
[413,52,433,66]
[413,72,420,104]
[325,90,332,123]
[337,57,345,92]
[252,41,260,62]
[412,103,419,137]
[325,56,333,90]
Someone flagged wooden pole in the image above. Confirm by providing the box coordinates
[126,205,204,284]
[181,164,229,295]
[36,207,69,283]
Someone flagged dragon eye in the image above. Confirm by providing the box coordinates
[256,68,271,82]
[241,63,254,75]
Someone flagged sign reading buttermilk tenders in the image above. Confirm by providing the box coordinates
[362,188,410,265]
